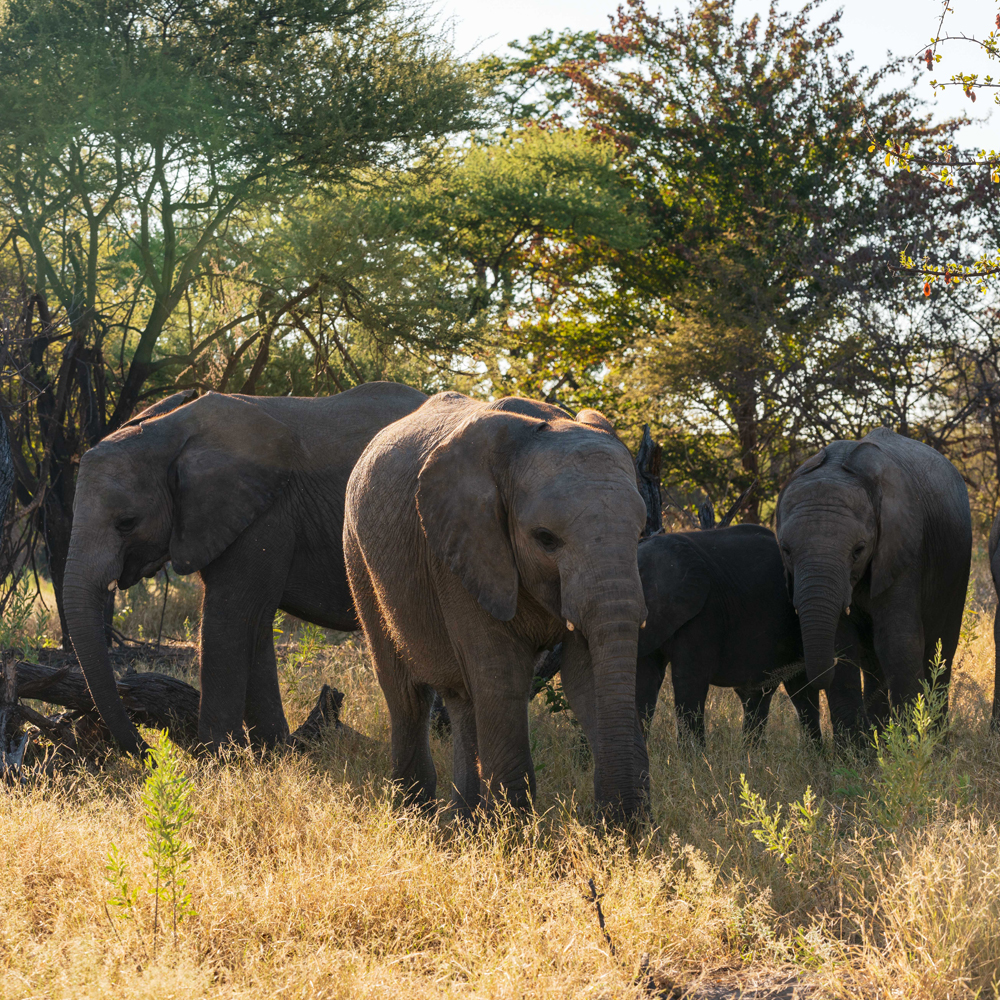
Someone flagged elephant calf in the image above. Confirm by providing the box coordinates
[65,382,427,756]
[344,391,650,822]
[636,524,820,747]
[777,427,971,737]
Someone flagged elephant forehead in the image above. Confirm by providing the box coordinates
[530,430,633,474]
[783,473,870,509]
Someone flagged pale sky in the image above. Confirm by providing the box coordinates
[436,0,996,150]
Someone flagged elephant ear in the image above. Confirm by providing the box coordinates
[638,537,711,650]
[120,389,197,430]
[168,393,300,575]
[576,409,615,433]
[790,448,828,481]
[843,440,918,599]
[416,413,527,621]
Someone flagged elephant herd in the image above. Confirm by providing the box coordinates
[64,383,989,823]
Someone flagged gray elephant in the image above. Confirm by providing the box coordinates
[776,427,971,735]
[988,512,1000,730]
[635,524,820,746]
[344,391,649,822]
[64,382,427,757]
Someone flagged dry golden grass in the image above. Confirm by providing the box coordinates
[4,560,1000,999]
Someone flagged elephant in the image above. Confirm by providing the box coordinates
[635,524,821,747]
[988,511,1000,731]
[343,391,650,822]
[775,427,971,736]
[64,381,428,757]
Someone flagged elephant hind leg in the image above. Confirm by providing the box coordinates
[346,534,436,806]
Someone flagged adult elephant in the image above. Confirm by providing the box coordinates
[635,525,820,747]
[776,427,970,735]
[64,382,427,757]
[344,392,649,822]
[988,511,1000,731]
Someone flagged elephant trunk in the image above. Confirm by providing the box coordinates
[793,562,850,691]
[584,603,649,823]
[63,542,149,758]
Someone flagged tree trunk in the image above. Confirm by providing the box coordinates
[634,425,663,537]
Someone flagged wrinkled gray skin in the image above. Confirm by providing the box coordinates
[64,382,427,757]
[988,511,1000,731]
[636,525,820,747]
[344,392,650,823]
[776,428,971,736]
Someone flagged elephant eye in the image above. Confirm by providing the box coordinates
[852,542,865,559]
[115,515,138,534]
[532,528,561,553]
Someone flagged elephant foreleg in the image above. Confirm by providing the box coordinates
[244,619,290,747]
[635,650,667,735]
[872,594,926,710]
[671,665,709,749]
[784,671,822,745]
[468,662,535,810]
[444,693,481,815]
[737,686,774,747]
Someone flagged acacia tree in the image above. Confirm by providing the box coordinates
[488,0,973,519]
[0,0,478,641]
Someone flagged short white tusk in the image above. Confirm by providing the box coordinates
[845,605,851,616]
[566,620,574,631]
[108,580,117,592]
[640,620,646,629]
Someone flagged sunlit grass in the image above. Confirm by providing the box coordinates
[3,572,1000,997]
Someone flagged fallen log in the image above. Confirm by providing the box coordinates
[16,660,201,740]
[10,660,349,754]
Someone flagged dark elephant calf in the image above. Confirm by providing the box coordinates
[636,524,820,747]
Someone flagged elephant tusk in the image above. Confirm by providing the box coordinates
[108,580,117,592]
[845,606,851,616]
[566,620,574,631]
[641,620,646,629]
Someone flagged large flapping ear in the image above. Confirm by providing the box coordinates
[120,390,198,430]
[168,393,300,574]
[638,537,711,650]
[416,412,530,621]
[843,440,918,598]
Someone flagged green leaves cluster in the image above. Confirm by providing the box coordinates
[105,731,197,960]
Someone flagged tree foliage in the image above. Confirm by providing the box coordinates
[0,0,478,638]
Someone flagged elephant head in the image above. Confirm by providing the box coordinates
[416,404,649,820]
[775,437,915,690]
[63,392,301,756]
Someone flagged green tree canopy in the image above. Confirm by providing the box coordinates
[0,0,479,638]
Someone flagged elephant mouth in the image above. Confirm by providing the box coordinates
[118,556,169,591]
